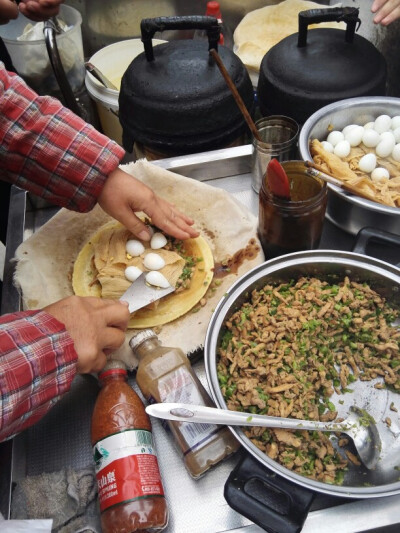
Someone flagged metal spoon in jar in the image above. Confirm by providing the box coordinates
[146,403,381,469]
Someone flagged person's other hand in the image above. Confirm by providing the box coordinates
[372,0,400,25]
[0,0,18,24]
[18,0,63,22]
[43,296,130,374]
[98,168,200,241]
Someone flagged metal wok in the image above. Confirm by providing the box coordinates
[204,250,400,500]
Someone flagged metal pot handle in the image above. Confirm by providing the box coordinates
[224,452,315,533]
[43,18,83,117]
[140,16,221,62]
[297,7,361,47]
[352,227,400,267]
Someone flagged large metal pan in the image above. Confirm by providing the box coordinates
[298,96,400,236]
[204,244,400,529]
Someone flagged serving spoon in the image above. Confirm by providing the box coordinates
[146,403,381,469]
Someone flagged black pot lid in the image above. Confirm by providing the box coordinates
[120,40,253,137]
[260,28,386,101]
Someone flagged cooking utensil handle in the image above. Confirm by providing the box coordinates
[352,227,400,259]
[145,403,348,432]
[141,16,220,62]
[298,7,361,47]
[224,452,315,533]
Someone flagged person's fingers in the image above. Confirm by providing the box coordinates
[0,0,19,24]
[100,300,131,330]
[18,0,60,20]
[372,0,400,24]
[101,326,127,352]
[113,206,153,241]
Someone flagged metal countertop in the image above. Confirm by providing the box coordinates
[1,144,400,532]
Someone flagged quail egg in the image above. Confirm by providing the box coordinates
[358,153,377,173]
[143,253,166,271]
[371,167,390,180]
[345,125,364,147]
[392,143,400,162]
[374,114,392,134]
[362,129,380,148]
[321,141,334,153]
[393,127,400,144]
[391,116,400,130]
[327,130,344,147]
[125,265,143,282]
[342,124,357,136]
[376,135,395,158]
[145,271,170,288]
[334,140,351,158]
[150,232,168,250]
[126,239,145,257]
[363,121,375,129]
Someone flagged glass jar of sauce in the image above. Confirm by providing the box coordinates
[258,160,327,258]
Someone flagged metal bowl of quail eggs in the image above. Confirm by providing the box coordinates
[298,96,400,235]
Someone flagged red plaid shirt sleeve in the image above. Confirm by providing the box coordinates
[0,310,78,442]
[0,63,125,212]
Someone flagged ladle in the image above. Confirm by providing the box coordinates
[146,403,381,469]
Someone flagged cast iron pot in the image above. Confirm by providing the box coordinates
[257,7,387,125]
[204,233,400,533]
[119,16,254,156]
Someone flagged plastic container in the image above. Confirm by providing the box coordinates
[193,1,232,48]
[91,360,168,532]
[0,5,84,97]
[129,330,239,479]
[85,38,166,145]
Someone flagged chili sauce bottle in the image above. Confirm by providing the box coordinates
[129,330,239,479]
[91,360,168,532]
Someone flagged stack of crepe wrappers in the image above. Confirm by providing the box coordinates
[13,160,264,370]
[233,0,345,81]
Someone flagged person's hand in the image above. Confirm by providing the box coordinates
[0,0,18,24]
[18,0,63,22]
[97,167,200,241]
[43,296,130,374]
[372,0,400,25]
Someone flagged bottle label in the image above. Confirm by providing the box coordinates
[158,367,220,452]
[93,429,164,512]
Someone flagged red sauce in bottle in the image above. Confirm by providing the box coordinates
[91,361,168,532]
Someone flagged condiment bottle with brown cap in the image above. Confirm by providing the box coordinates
[129,330,239,479]
[91,360,168,532]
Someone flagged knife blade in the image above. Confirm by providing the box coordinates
[119,273,175,313]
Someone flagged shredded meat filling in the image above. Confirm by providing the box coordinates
[217,276,400,485]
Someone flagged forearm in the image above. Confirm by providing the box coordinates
[0,64,125,212]
[0,309,78,442]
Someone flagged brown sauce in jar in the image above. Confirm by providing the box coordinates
[258,161,327,259]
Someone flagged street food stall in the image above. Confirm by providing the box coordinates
[1,1,400,532]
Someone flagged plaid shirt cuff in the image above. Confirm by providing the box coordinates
[0,310,78,442]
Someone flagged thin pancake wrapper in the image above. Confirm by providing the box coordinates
[13,159,264,368]
[72,220,214,329]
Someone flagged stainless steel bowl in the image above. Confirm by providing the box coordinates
[298,96,400,235]
[204,250,400,498]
